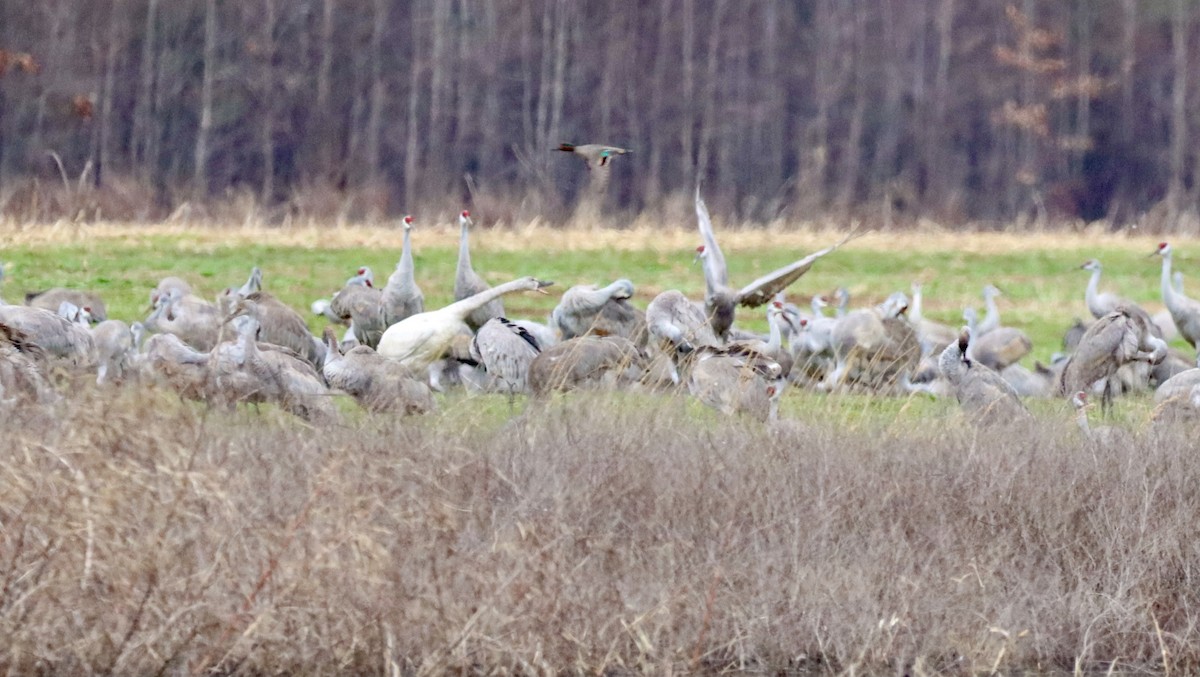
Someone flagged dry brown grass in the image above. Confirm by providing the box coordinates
[3,216,1199,255]
[3,386,1200,675]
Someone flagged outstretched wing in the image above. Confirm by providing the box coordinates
[695,188,729,288]
[735,232,856,308]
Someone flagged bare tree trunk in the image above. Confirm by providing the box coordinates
[259,0,277,204]
[97,2,123,189]
[929,0,955,204]
[404,10,422,207]
[363,0,387,185]
[837,2,868,214]
[695,0,725,188]
[193,0,217,201]
[1120,0,1137,144]
[645,0,673,202]
[315,0,336,178]
[134,0,159,181]
[1169,0,1188,218]
[680,0,696,183]
[479,2,502,182]
[760,2,784,199]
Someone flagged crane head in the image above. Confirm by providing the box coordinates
[403,215,414,229]
[1152,242,1171,258]
[693,244,707,265]
[957,326,971,354]
[459,210,472,227]
[1080,259,1100,271]
[1072,391,1090,410]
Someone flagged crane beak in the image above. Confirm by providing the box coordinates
[534,280,555,294]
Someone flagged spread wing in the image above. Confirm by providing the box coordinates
[695,188,729,288]
[735,232,855,308]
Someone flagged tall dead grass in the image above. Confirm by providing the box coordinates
[2,386,1200,675]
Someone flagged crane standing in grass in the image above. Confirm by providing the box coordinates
[1058,304,1167,412]
[454,210,504,332]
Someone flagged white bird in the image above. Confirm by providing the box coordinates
[321,327,435,414]
[378,276,553,372]
[694,189,851,340]
[454,210,503,332]
[470,317,543,394]
[1152,242,1200,351]
[381,215,425,325]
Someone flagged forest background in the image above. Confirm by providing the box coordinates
[2,0,1200,229]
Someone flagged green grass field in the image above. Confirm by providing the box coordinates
[1,221,1192,427]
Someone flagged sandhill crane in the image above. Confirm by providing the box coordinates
[150,276,192,307]
[833,288,851,318]
[962,308,1032,371]
[938,327,1031,425]
[216,266,263,316]
[91,319,135,385]
[0,303,95,367]
[214,311,337,423]
[551,279,637,339]
[963,284,1004,336]
[646,290,721,359]
[232,292,325,368]
[329,280,385,350]
[454,210,504,332]
[140,332,210,400]
[26,288,107,322]
[693,191,850,340]
[1154,356,1200,404]
[1152,242,1200,351]
[1058,304,1167,411]
[1078,259,1134,319]
[999,362,1055,398]
[909,283,957,356]
[146,287,222,351]
[0,322,54,404]
[378,276,553,372]
[1062,317,1090,353]
[823,292,919,392]
[382,215,425,325]
[727,301,795,382]
[687,349,781,422]
[469,317,543,394]
[527,335,648,396]
[321,328,435,414]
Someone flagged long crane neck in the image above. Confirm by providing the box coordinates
[399,227,416,285]
[909,287,924,324]
[457,221,473,275]
[1085,267,1102,306]
[444,279,529,322]
[765,311,783,354]
[1161,250,1179,309]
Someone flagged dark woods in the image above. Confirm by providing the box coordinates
[0,1,1197,227]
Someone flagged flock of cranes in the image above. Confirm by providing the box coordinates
[3,190,1200,434]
